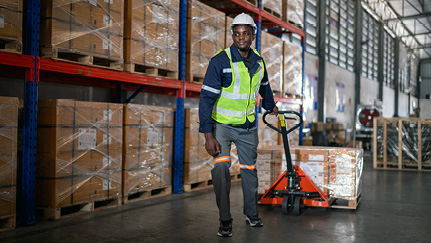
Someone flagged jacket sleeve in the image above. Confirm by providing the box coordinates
[259,60,276,111]
[198,55,223,133]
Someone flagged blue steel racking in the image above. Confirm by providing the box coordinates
[0,0,305,224]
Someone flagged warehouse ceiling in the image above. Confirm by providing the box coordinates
[362,0,431,60]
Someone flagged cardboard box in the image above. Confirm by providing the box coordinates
[258,113,280,148]
[0,0,22,53]
[311,122,324,132]
[0,96,18,217]
[283,42,302,96]
[123,104,174,196]
[261,31,283,93]
[36,100,123,207]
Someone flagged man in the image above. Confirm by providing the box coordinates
[198,13,279,237]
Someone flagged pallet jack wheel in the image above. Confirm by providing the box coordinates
[282,196,290,215]
[294,196,302,216]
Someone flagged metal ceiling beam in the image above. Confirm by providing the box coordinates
[386,2,423,46]
[385,12,431,22]
[398,31,431,37]
[414,44,431,49]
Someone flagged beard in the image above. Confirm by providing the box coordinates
[237,45,251,52]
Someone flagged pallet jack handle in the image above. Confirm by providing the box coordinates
[262,110,303,135]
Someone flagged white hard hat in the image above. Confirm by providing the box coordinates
[231,13,257,34]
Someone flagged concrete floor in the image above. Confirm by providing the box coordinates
[1,152,430,243]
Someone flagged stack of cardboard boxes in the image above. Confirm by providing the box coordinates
[122,104,174,197]
[0,97,18,222]
[283,42,302,97]
[124,0,179,73]
[261,31,283,94]
[0,0,22,53]
[262,0,282,17]
[186,0,225,82]
[283,0,304,28]
[36,100,123,207]
[40,0,124,61]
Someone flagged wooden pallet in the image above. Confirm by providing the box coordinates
[0,215,16,232]
[35,197,122,221]
[124,63,177,79]
[186,73,204,83]
[329,194,361,210]
[373,117,431,171]
[123,186,172,205]
[183,179,213,192]
[41,48,123,70]
[231,173,241,181]
[0,38,21,54]
[262,7,282,19]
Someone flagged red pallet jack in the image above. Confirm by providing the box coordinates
[260,111,333,215]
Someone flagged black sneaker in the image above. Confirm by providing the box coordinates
[246,216,263,227]
[217,219,232,237]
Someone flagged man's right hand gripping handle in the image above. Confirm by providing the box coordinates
[204,133,221,157]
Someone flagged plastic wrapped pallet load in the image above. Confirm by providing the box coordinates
[0,97,18,220]
[36,100,123,207]
[262,0,282,18]
[283,0,304,28]
[260,31,283,94]
[283,42,302,98]
[40,0,124,67]
[186,0,225,82]
[123,104,174,198]
[0,0,22,53]
[124,0,179,74]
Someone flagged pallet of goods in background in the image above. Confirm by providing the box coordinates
[123,0,179,79]
[183,108,241,192]
[35,100,123,220]
[283,42,302,99]
[40,0,124,70]
[186,0,225,83]
[0,1,22,53]
[122,104,174,204]
[282,0,304,29]
[262,0,282,19]
[257,146,363,209]
[373,117,431,171]
[0,97,18,232]
[260,31,283,96]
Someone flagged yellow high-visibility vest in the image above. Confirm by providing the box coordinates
[212,48,265,124]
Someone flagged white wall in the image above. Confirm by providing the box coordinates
[398,92,409,117]
[360,76,379,106]
[419,99,431,118]
[324,61,355,127]
[382,86,395,118]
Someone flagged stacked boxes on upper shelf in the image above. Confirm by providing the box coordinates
[186,0,225,82]
[36,100,123,207]
[124,0,179,75]
[123,104,174,198]
[260,31,283,94]
[0,0,22,53]
[0,97,18,225]
[40,0,124,68]
[262,0,282,18]
[283,0,304,28]
[283,42,302,98]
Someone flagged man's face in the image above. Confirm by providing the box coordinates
[232,25,255,52]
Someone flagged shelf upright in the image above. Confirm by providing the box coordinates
[173,0,188,194]
[20,0,40,226]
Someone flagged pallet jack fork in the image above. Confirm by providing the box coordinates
[260,111,333,215]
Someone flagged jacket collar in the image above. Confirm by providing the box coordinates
[229,44,263,63]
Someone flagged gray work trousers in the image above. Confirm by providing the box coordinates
[211,123,259,221]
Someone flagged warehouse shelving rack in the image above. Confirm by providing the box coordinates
[0,0,304,226]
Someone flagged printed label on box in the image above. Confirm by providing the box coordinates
[89,0,97,6]
[103,133,112,145]
[147,127,160,146]
[78,128,97,150]
[103,109,112,121]
[103,39,110,50]
[335,156,352,174]
[0,14,4,28]
[103,156,110,168]
[103,179,112,190]
[152,4,165,24]
[103,15,112,26]
[309,154,325,161]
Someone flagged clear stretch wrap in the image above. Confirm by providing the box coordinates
[257,146,363,200]
[186,0,225,81]
[262,0,282,17]
[0,97,18,216]
[123,104,174,196]
[283,42,303,97]
[40,0,124,61]
[261,31,283,93]
[376,118,431,166]
[124,0,179,71]
[0,0,22,53]
[286,0,304,27]
[36,100,123,207]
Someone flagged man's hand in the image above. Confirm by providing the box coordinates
[270,106,279,116]
[204,133,221,157]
